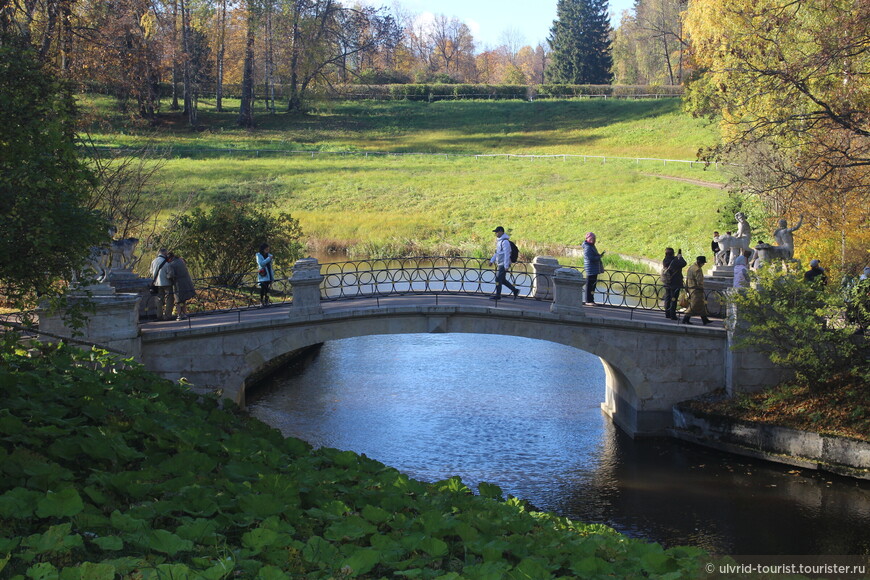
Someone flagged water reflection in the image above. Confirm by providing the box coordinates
[246,334,870,555]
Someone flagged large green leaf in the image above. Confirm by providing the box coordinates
[0,487,41,518]
[92,536,123,551]
[340,547,381,576]
[146,529,194,556]
[302,536,339,565]
[36,487,84,518]
[21,523,83,555]
[256,565,290,579]
[324,517,377,542]
[25,561,59,580]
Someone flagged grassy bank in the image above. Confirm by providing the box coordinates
[0,341,709,578]
[151,155,726,261]
[82,96,729,262]
[80,96,720,159]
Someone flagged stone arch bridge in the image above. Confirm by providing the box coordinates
[40,257,786,437]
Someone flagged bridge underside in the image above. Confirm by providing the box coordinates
[141,305,729,437]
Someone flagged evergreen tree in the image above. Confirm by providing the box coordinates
[547,0,613,84]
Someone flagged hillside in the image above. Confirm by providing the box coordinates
[80,97,728,262]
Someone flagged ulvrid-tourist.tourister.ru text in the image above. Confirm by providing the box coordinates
[710,562,866,576]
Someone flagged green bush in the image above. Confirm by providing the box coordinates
[153,200,305,284]
[729,266,870,386]
[0,340,709,578]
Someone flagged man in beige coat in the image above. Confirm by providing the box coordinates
[681,256,711,325]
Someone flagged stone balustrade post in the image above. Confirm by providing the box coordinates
[531,256,560,300]
[38,289,142,359]
[289,258,324,316]
[550,267,586,316]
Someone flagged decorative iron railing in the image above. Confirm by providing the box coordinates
[318,257,727,317]
[320,257,533,300]
[178,268,293,315]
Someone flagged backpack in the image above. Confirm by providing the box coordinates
[508,240,519,263]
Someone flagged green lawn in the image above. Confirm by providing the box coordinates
[82,95,728,262]
[153,155,727,261]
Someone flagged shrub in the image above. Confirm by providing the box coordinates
[154,200,305,284]
[728,265,870,387]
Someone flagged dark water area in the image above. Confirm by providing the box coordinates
[246,334,870,556]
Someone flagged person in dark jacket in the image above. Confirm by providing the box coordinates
[167,252,196,320]
[661,247,687,320]
[582,232,605,305]
[804,259,827,286]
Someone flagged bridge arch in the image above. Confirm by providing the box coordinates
[141,305,727,436]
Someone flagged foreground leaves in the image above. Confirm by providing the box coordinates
[0,341,707,578]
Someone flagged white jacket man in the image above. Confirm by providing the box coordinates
[488,226,518,300]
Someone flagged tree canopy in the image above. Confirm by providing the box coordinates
[0,31,104,307]
[684,0,870,269]
[547,0,613,84]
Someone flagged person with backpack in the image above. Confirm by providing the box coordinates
[582,232,605,305]
[489,226,519,300]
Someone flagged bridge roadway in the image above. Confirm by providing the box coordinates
[138,293,744,438]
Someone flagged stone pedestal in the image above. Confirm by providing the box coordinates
[550,267,586,316]
[726,302,793,394]
[107,268,155,318]
[290,258,324,316]
[38,293,142,359]
[531,256,560,300]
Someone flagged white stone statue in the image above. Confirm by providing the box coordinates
[730,212,753,265]
[771,215,803,261]
[109,237,140,270]
[714,232,734,266]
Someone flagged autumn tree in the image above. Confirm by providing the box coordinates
[612,0,688,85]
[684,0,870,268]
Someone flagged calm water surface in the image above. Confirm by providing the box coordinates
[247,334,870,555]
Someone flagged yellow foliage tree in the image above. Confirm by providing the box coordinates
[684,0,870,273]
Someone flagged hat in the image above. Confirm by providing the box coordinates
[697,256,707,264]
[810,259,820,267]
[492,226,504,233]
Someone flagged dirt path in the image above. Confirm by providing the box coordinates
[642,173,728,189]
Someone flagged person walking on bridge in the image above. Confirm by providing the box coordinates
[582,232,605,305]
[661,247,686,320]
[681,256,711,325]
[489,226,519,300]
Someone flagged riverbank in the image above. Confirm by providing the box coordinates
[672,379,870,480]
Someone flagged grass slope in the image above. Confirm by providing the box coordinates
[81,97,720,159]
[82,96,728,261]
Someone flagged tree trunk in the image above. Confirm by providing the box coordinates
[239,3,256,128]
[171,0,180,110]
[287,5,302,112]
[265,2,275,114]
[216,0,226,112]
[181,0,196,126]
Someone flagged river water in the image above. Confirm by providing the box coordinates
[246,333,870,556]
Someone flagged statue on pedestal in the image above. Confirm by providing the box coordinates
[771,215,803,261]
[730,212,753,265]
